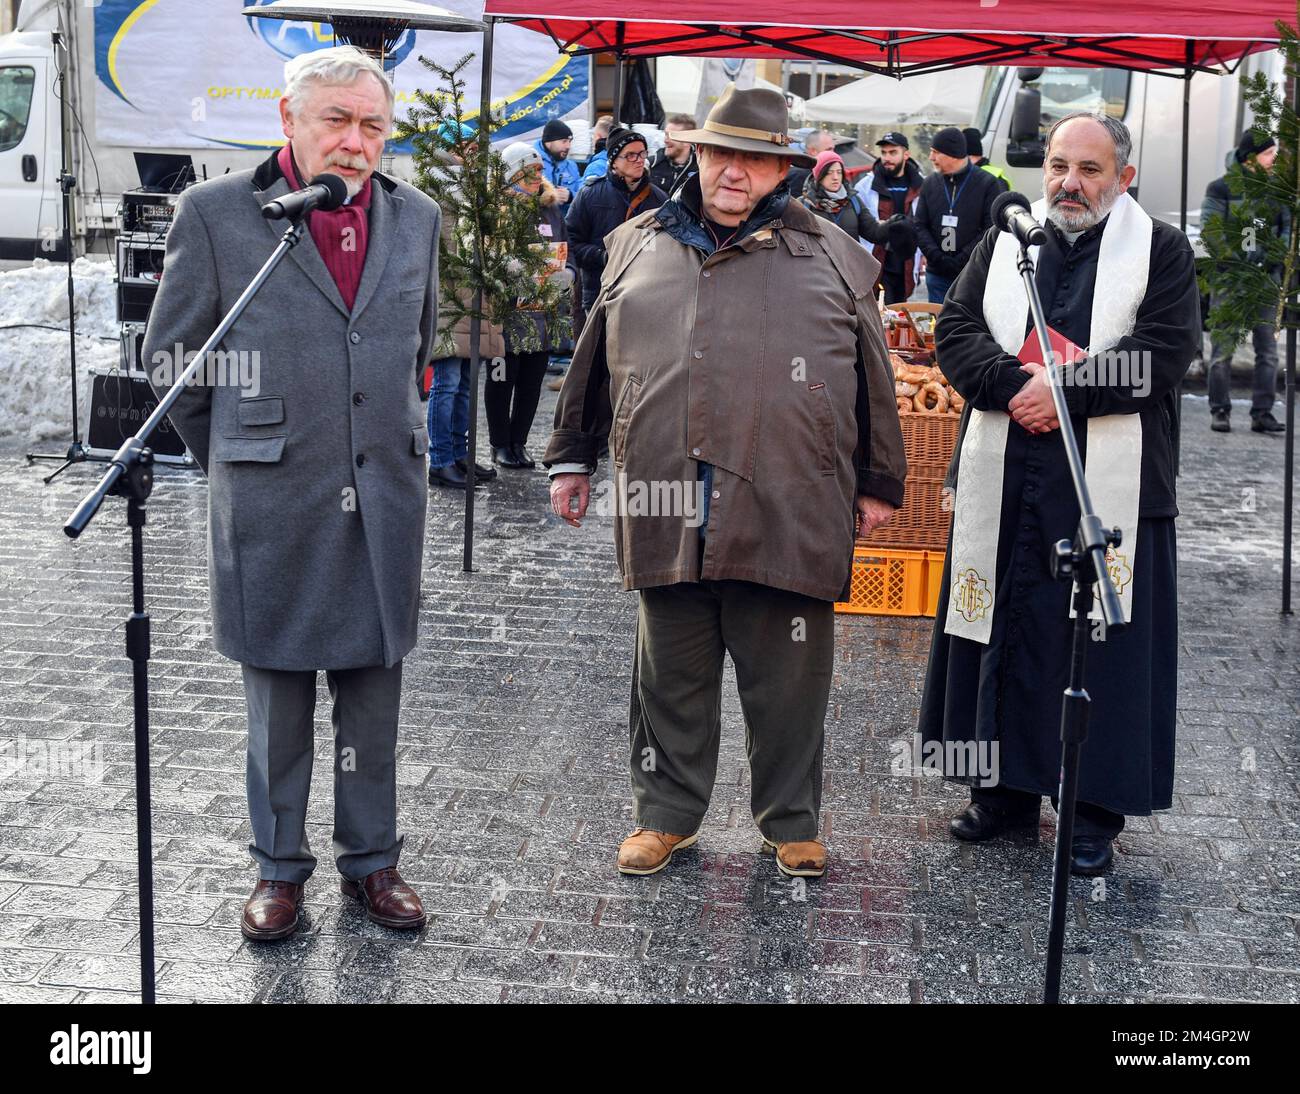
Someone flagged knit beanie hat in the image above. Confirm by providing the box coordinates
[502,141,543,182]
[1235,127,1276,164]
[541,118,573,144]
[931,127,969,159]
[606,126,648,162]
[813,149,846,183]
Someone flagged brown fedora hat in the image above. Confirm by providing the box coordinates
[673,84,814,167]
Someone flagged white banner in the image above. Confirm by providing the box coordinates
[92,0,588,149]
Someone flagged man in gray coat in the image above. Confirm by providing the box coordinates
[145,46,439,940]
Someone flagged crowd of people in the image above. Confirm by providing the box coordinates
[424,109,1289,492]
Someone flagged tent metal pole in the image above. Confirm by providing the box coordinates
[611,55,623,124]
[1176,43,1193,476]
[1284,66,1297,615]
[463,14,496,572]
[1285,328,1294,614]
[1180,42,1192,235]
[612,23,625,125]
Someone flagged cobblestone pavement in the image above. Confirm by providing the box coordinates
[0,392,1296,1005]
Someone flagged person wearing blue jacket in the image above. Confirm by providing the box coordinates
[580,116,614,187]
[534,118,580,211]
[581,148,607,187]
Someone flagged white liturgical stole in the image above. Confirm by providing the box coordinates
[943,192,1148,644]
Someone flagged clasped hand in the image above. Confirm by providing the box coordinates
[1008,352,1086,435]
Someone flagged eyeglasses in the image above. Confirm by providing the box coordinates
[618,150,647,163]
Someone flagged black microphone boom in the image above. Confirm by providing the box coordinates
[993,190,1048,247]
[261,173,348,221]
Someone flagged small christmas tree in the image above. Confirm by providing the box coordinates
[396,52,571,354]
[1198,6,1300,345]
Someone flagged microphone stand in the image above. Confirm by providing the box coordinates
[26,30,98,482]
[1011,238,1128,1005]
[62,215,310,1004]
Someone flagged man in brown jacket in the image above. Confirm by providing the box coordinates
[545,86,907,879]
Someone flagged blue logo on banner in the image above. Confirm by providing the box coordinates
[244,1,417,68]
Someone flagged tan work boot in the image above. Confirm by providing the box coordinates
[763,837,827,878]
[617,827,699,876]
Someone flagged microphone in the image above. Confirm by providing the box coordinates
[992,191,1048,247]
[261,173,348,221]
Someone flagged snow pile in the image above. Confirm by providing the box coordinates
[0,256,121,445]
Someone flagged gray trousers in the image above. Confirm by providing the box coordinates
[1208,296,1279,416]
[629,581,834,843]
[242,661,404,884]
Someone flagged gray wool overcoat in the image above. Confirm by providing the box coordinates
[144,150,440,671]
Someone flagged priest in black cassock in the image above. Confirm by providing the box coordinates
[918,112,1201,876]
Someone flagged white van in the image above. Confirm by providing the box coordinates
[0,0,274,260]
[976,58,1282,235]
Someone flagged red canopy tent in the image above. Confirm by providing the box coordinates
[478,4,1294,228]
[482,3,1290,73]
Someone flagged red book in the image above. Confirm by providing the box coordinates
[1017,326,1082,368]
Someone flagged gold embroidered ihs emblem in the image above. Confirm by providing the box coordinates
[1105,547,1132,595]
[952,567,993,622]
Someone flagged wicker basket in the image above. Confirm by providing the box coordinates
[862,470,951,550]
[861,413,961,551]
[898,412,960,464]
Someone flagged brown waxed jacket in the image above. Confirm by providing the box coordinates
[544,184,906,602]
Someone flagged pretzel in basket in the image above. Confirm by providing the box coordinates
[913,381,950,415]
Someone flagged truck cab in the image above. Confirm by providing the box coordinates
[0,27,60,260]
[976,59,1280,237]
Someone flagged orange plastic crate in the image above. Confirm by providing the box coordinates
[835,547,929,616]
[836,548,951,618]
[922,549,946,617]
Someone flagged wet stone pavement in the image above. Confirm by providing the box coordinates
[0,392,1296,1005]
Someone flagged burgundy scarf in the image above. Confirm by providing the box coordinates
[276,143,371,311]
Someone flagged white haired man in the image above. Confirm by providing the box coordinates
[145,45,441,939]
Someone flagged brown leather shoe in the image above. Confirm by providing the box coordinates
[341,866,426,930]
[617,827,699,875]
[763,837,827,878]
[241,879,305,941]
